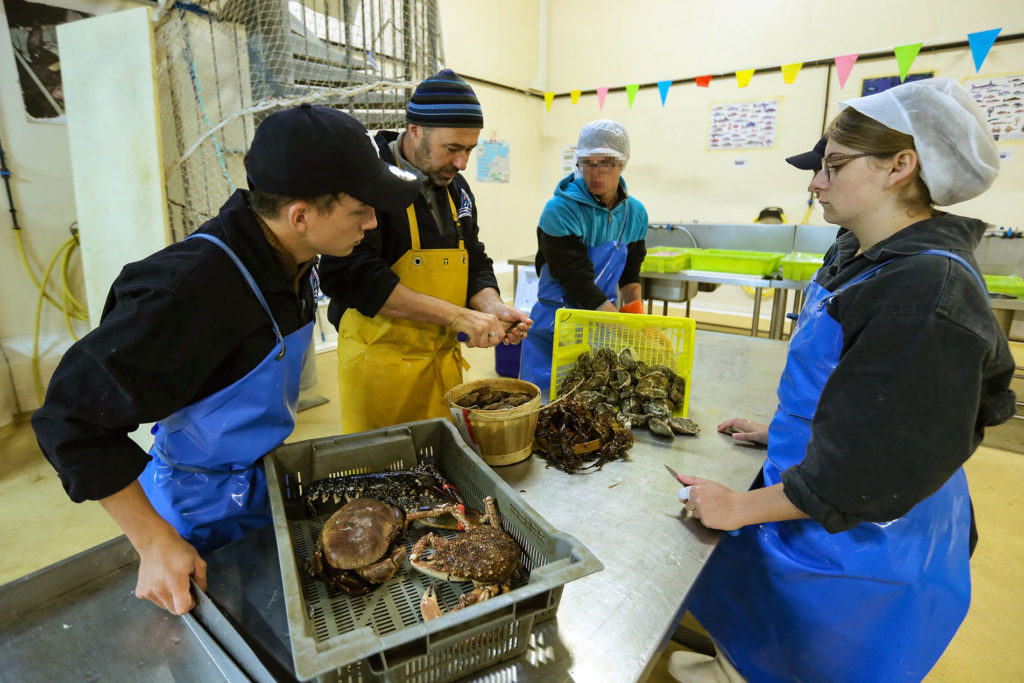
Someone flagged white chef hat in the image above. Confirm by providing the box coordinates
[576,119,630,165]
[838,77,999,206]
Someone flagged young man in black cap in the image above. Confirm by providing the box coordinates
[318,69,532,433]
[32,105,420,615]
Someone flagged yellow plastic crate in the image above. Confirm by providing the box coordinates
[984,274,1024,298]
[640,247,703,273]
[549,309,696,417]
[780,252,826,280]
[689,249,785,276]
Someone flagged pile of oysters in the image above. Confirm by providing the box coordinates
[455,388,533,410]
[557,347,700,439]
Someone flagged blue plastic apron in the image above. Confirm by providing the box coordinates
[686,249,981,682]
[139,233,314,553]
[519,239,627,399]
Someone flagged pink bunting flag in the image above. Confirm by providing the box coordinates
[834,54,859,89]
[695,75,712,87]
[544,92,554,112]
[596,87,609,110]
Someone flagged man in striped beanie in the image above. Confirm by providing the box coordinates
[318,69,532,433]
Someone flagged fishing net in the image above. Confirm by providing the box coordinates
[152,0,442,241]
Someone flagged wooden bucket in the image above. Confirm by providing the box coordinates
[446,378,541,466]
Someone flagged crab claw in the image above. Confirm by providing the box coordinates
[420,584,444,621]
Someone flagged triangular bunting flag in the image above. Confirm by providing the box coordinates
[834,54,859,89]
[781,63,803,84]
[736,69,755,88]
[625,84,640,109]
[596,87,609,110]
[695,75,712,87]
[544,92,555,112]
[657,80,672,106]
[570,89,582,104]
[967,28,1001,72]
[893,43,923,82]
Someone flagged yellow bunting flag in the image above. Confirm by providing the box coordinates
[736,69,755,88]
[893,43,923,82]
[625,84,640,109]
[544,92,555,112]
[781,63,803,84]
[570,89,582,104]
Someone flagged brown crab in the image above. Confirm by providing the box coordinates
[306,498,407,595]
[406,497,521,620]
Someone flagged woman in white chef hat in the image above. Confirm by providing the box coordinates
[670,78,1017,682]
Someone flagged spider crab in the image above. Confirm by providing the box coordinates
[406,496,521,620]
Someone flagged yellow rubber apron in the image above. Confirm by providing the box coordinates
[337,186,470,433]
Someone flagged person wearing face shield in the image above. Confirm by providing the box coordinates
[669,79,1016,682]
[518,119,649,398]
[317,70,532,433]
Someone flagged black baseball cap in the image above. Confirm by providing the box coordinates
[785,136,827,171]
[245,104,420,210]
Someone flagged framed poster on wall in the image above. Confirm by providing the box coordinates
[963,73,1024,142]
[860,73,934,96]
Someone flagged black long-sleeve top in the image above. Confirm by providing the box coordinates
[319,131,498,328]
[31,191,316,503]
[780,213,1017,533]
[535,231,646,309]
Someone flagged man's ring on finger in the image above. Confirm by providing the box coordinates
[488,332,500,337]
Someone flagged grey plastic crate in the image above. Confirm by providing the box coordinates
[265,418,602,682]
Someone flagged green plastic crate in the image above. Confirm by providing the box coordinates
[264,419,602,682]
[780,252,826,280]
[984,274,1024,298]
[640,247,703,273]
[689,249,785,276]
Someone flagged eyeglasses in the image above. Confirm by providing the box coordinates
[821,152,873,182]
[578,158,620,171]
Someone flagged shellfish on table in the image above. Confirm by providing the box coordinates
[558,347,699,440]
[306,498,407,595]
[405,497,522,621]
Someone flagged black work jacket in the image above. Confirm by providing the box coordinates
[318,131,498,328]
[780,213,1017,533]
[32,190,316,503]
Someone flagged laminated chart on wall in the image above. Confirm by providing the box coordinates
[964,74,1024,142]
[475,139,511,183]
[708,99,779,150]
[561,145,577,176]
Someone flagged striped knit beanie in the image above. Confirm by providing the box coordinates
[406,69,483,128]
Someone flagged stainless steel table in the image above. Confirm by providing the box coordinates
[508,254,810,341]
[640,270,809,340]
[3,331,787,682]
[483,330,787,681]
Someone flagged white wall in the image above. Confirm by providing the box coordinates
[547,0,1024,91]
[0,0,144,420]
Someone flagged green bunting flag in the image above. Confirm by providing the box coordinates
[625,84,640,108]
[893,43,923,82]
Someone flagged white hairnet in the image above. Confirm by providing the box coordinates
[838,77,999,206]
[576,119,630,166]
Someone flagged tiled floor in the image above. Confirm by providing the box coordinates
[2,323,1021,682]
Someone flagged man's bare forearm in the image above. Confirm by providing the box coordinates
[99,480,181,551]
[376,282,463,326]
